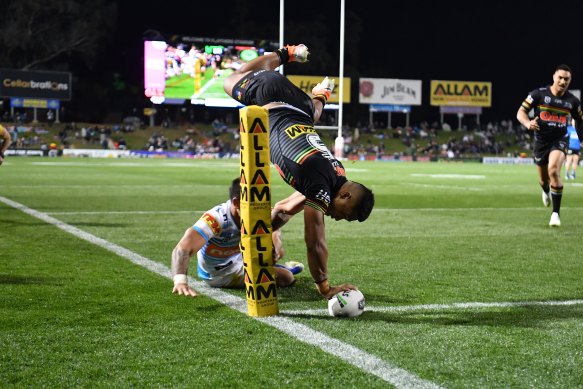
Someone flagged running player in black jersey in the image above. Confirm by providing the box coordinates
[223,44,374,299]
[517,64,583,227]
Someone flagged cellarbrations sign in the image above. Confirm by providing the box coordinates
[0,69,72,101]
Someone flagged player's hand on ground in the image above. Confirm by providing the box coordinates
[528,116,540,131]
[321,283,358,299]
[172,283,198,297]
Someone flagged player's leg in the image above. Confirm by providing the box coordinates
[548,149,566,227]
[534,140,551,207]
[537,164,551,207]
[565,154,572,179]
[223,44,309,98]
[572,153,579,179]
[275,266,295,287]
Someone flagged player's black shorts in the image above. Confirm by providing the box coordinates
[231,70,314,118]
[533,135,568,166]
[567,148,581,156]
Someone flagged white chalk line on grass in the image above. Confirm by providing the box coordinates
[282,299,583,317]
[47,210,200,215]
[42,206,583,216]
[410,173,486,179]
[0,195,442,389]
[29,161,240,168]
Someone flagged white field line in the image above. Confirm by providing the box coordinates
[42,206,583,216]
[47,210,201,215]
[0,195,442,389]
[282,299,583,317]
[29,161,240,168]
[406,183,483,191]
[410,173,486,179]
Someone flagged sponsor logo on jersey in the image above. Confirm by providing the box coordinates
[206,244,240,258]
[285,124,316,139]
[201,213,221,235]
[315,189,331,207]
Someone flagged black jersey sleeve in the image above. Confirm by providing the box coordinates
[521,88,540,112]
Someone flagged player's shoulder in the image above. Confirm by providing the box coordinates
[530,87,547,96]
[564,90,581,103]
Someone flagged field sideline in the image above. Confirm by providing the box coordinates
[2,158,583,388]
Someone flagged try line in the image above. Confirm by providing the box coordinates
[0,195,442,389]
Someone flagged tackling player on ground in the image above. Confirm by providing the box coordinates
[517,64,583,227]
[171,178,303,297]
[223,44,374,299]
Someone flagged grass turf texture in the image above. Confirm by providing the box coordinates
[1,157,583,388]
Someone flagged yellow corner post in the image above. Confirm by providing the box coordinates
[239,106,278,316]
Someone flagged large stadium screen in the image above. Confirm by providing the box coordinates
[144,36,278,107]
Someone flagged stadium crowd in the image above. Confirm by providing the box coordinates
[0,111,531,160]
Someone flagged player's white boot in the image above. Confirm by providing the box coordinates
[549,212,561,227]
[542,190,551,207]
[284,261,304,275]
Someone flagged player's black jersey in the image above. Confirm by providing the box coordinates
[268,105,347,214]
[231,70,315,118]
[521,86,583,141]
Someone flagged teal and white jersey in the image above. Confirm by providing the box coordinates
[567,125,581,151]
[193,200,243,286]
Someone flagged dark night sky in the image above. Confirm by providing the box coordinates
[110,0,583,125]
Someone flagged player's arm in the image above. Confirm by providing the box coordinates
[271,191,306,231]
[171,227,207,297]
[516,93,540,131]
[303,205,357,299]
[272,229,284,262]
[516,107,540,131]
[0,126,12,166]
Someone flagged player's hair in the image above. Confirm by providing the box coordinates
[229,177,241,199]
[354,182,375,222]
[556,64,572,74]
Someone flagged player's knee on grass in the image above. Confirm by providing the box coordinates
[275,267,295,287]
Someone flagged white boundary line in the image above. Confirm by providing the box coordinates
[282,299,583,317]
[0,195,442,389]
[42,206,583,216]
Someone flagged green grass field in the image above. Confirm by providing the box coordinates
[164,67,233,100]
[2,157,583,388]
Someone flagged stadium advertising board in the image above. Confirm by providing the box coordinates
[286,75,351,104]
[0,69,71,100]
[430,80,492,107]
[359,78,422,105]
[144,36,278,107]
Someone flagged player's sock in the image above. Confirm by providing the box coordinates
[550,185,563,214]
[541,183,551,207]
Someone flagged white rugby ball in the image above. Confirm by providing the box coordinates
[328,289,365,317]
